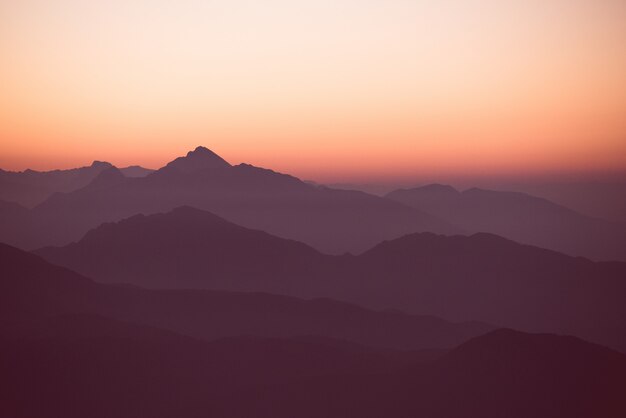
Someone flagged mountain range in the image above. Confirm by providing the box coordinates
[0,147,456,253]
[36,206,626,353]
[387,184,626,261]
[1,146,624,262]
[216,328,626,418]
[2,146,626,417]
[0,161,153,207]
[2,241,625,418]
[3,242,490,350]
[2,316,624,418]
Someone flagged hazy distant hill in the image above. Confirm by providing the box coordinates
[36,205,327,290]
[36,207,626,352]
[386,184,626,261]
[0,146,457,253]
[0,161,154,207]
[348,232,626,351]
[119,165,154,177]
[509,179,626,224]
[0,161,115,207]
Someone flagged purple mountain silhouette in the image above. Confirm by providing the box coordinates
[0,147,457,252]
[35,207,626,352]
[118,165,154,177]
[1,311,432,418]
[2,244,624,417]
[0,161,115,207]
[386,184,626,261]
[0,199,27,217]
[218,329,626,418]
[3,242,489,350]
[165,145,231,172]
[35,206,326,290]
[349,232,626,351]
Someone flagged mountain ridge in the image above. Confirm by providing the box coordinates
[0,147,457,253]
[34,206,626,352]
[386,183,626,261]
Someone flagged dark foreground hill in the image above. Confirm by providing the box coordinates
[0,313,422,418]
[3,234,626,417]
[216,329,626,418]
[36,207,626,352]
[2,319,625,418]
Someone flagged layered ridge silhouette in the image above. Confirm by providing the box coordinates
[215,329,626,418]
[2,147,624,261]
[1,313,425,418]
[0,147,457,253]
[2,147,626,418]
[387,184,626,261]
[0,161,153,207]
[36,206,626,352]
[2,242,625,417]
[3,243,489,350]
[2,317,624,418]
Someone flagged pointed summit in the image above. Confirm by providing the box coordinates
[90,160,114,169]
[165,146,231,173]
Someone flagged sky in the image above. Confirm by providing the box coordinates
[1,0,625,183]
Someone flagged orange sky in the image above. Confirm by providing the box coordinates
[1,0,625,182]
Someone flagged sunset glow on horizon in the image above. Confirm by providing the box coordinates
[1,0,625,182]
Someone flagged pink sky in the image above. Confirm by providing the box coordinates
[1,0,625,182]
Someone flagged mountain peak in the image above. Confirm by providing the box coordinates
[190,145,213,154]
[90,160,113,169]
[165,146,231,173]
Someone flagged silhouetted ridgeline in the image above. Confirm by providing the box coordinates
[2,147,626,417]
[1,242,490,350]
[0,147,456,253]
[2,243,625,417]
[35,206,626,353]
[0,162,155,207]
[2,147,625,261]
[387,184,626,261]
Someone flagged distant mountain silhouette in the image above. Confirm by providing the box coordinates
[348,232,626,352]
[165,145,232,172]
[36,206,326,290]
[0,161,114,207]
[119,165,154,177]
[506,179,626,224]
[36,207,626,352]
[0,147,457,252]
[386,184,626,261]
[4,242,489,350]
